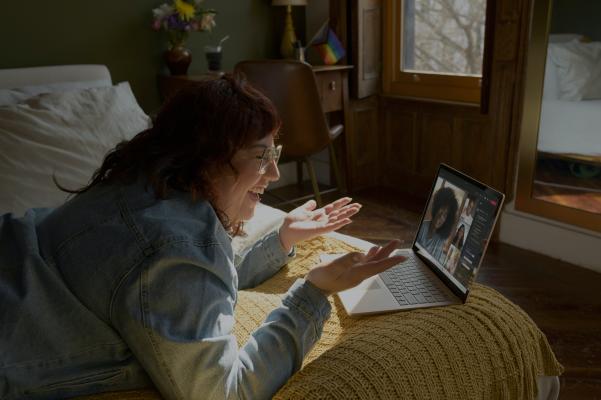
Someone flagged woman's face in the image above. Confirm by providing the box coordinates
[433,206,449,229]
[211,134,280,224]
[466,200,475,214]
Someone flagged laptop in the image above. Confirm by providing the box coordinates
[331,164,505,315]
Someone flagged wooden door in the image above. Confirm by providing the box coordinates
[351,0,383,99]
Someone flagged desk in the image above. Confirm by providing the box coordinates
[157,65,354,192]
[157,67,350,113]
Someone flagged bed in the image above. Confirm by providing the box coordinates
[538,99,601,164]
[538,35,601,166]
[0,65,562,399]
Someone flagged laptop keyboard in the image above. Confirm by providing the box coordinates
[380,254,453,306]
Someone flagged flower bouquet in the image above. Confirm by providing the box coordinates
[152,0,216,75]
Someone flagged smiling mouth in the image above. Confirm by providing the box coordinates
[248,187,265,201]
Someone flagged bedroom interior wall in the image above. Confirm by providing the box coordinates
[498,0,601,273]
[499,162,601,273]
[0,1,326,189]
[0,0,281,113]
[500,202,601,273]
[550,0,601,40]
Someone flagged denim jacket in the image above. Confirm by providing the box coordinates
[0,179,332,400]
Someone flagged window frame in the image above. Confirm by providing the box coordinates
[383,0,485,104]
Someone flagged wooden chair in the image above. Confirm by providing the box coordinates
[234,60,345,207]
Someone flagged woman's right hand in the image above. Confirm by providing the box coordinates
[306,240,406,296]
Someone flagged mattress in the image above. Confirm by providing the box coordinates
[537,99,601,157]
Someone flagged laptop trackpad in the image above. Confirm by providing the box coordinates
[338,276,401,315]
[365,279,382,290]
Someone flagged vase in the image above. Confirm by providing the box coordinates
[164,44,192,76]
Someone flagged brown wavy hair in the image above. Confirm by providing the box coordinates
[56,74,280,232]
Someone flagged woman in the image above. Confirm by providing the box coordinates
[443,224,465,274]
[416,186,458,263]
[0,75,404,400]
[452,224,465,249]
[460,195,476,226]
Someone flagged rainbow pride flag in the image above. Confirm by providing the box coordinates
[308,21,346,65]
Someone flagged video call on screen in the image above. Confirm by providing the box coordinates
[416,168,502,290]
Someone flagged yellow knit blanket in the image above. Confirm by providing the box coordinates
[79,236,563,400]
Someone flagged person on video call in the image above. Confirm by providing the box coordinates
[460,195,477,226]
[444,224,466,274]
[0,76,406,400]
[417,186,458,263]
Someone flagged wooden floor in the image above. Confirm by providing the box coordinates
[534,158,601,214]
[264,185,601,400]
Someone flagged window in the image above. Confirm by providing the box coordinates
[384,0,488,103]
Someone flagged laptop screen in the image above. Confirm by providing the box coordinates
[414,165,504,295]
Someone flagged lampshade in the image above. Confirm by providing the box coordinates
[272,0,307,5]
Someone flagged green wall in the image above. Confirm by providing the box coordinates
[550,0,601,41]
[0,1,290,112]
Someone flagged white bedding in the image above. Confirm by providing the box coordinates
[0,82,151,216]
[0,65,111,90]
[538,99,601,157]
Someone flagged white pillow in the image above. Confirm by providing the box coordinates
[548,40,601,101]
[549,33,583,43]
[543,50,560,100]
[0,79,111,106]
[0,82,151,216]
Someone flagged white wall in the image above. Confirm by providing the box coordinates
[499,195,601,273]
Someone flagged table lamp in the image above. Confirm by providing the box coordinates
[272,0,307,59]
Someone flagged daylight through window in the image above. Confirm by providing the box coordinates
[402,0,486,77]
[384,0,489,103]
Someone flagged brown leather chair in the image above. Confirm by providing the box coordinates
[234,60,345,207]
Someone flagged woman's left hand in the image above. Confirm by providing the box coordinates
[279,197,361,253]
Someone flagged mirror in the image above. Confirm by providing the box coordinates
[515,0,601,233]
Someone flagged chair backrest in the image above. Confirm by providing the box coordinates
[235,60,331,159]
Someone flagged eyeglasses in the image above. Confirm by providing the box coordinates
[255,144,282,174]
